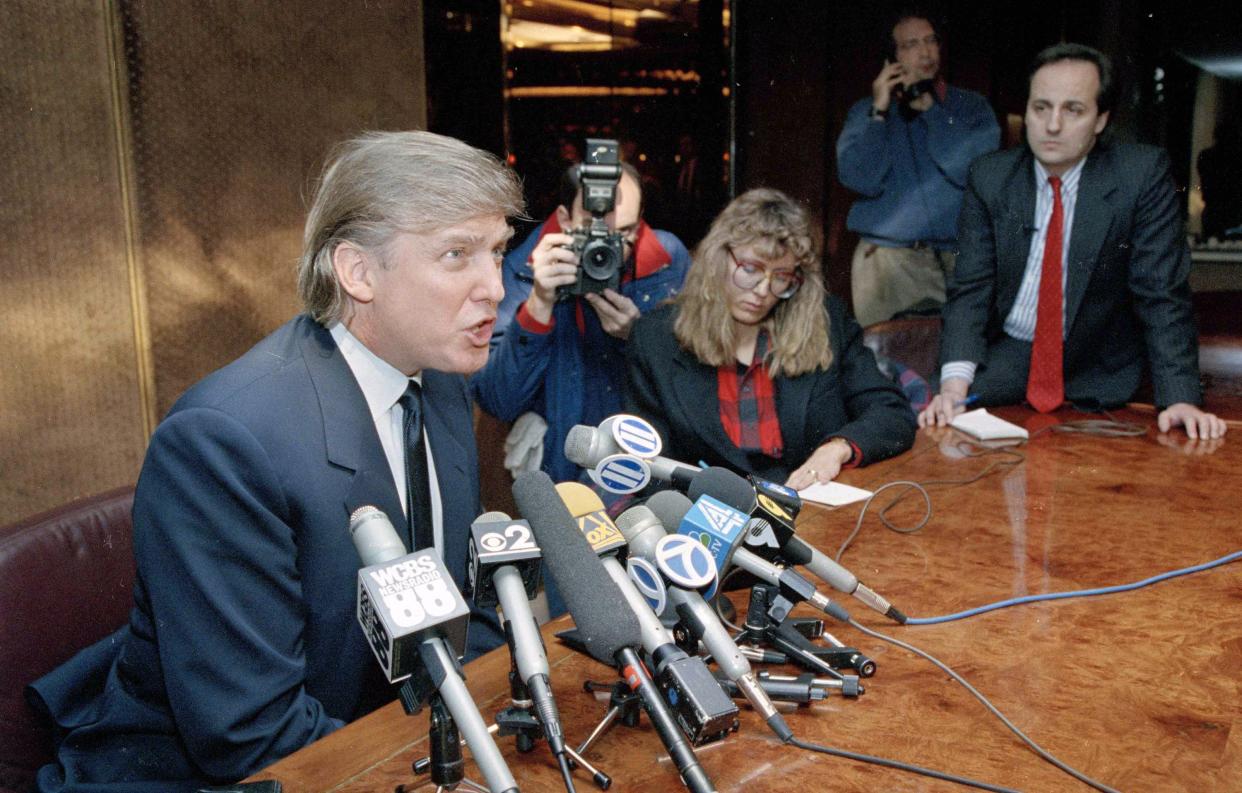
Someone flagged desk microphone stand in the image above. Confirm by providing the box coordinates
[732,584,873,686]
[401,689,489,793]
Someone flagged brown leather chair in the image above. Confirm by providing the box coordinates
[0,487,136,793]
[861,316,942,381]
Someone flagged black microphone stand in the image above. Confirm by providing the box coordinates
[400,683,489,793]
[732,584,874,687]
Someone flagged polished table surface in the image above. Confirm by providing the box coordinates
[250,406,1240,792]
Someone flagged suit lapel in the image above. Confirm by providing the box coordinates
[995,152,1038,315]
[297,318,406,535]
[1064,148,1118,333]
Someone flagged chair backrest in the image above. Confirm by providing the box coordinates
[0,486,136,793]
[861,316,942,382]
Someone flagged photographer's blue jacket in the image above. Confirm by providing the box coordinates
[471,214,690,482]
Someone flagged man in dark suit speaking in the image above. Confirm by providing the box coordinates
[920,43,1226,439]
[29,131,524,791]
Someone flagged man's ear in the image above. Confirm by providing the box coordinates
[1094,110,1110,135]
[555,204,573,229]
[331,242,375,304]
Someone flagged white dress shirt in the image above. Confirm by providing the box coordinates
[330,322,443,551]
[941,156,1087,386]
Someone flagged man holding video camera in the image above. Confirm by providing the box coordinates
[836,10,999,327]
[472,139,690,482]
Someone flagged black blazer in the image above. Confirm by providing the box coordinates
[626,296,916,483]
[941,142,1202,409]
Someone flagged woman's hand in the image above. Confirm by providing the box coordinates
[785,438,853,491]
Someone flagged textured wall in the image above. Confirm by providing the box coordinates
[0,0,426,523]
[0,2,147,523]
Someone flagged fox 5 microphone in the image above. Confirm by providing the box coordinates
[614,504,794,743]
[349,506,518,793]
[554,482,738,747]
[512,472,718,793]
[466,511,576,788]
[646,491,851,625]
[688,467,906,623]
[564,415,698,492]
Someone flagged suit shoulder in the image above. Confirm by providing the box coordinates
[632,302,678,344]
[171,317,315,418]
[966,146,1026,188]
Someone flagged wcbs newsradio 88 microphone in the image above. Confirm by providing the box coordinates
[512,472,718,793]
[349,506,518,793]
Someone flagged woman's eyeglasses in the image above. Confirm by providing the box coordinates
[728,249,803,299]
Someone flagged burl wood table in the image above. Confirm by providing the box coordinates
[251,407,1240,792]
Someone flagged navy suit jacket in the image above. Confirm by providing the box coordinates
[30,316,502,792]
[626,297,916,482]
[941,142,1202,409]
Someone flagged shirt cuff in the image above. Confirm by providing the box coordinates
[516,302,554,334]
[940,361,977,386]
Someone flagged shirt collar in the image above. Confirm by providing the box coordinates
[329,322,422,420]
[1033,155,1087,192]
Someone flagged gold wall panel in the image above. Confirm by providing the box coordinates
[118,0,427,417]
[1,0,426,522]
[0,2,147,522]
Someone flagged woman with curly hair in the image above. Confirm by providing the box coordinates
[626,188,916,489]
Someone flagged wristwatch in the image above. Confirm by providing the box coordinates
[869,105,888,121]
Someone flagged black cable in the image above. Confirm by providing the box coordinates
[848,618,1121,793]
[788,737,1020,793]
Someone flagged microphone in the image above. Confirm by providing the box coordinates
[512,472,717,793]
[564,421,698,489]
[466,511,571,770]
[553,482,738,747]
[646,491,850,624]
[348,506,518,793]
[689,467,906,623]
[614,504,793,742]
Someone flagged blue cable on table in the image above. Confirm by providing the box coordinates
[904,549,1242,625]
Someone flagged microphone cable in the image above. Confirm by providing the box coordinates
[904,548,1242,625]
[786,736,1020,793]
[848,618,1121,793]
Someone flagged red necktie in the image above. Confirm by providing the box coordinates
[1027,176,1064,413]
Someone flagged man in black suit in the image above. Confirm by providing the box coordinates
[920,43,1226,439]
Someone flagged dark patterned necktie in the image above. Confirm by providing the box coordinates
[399,381,434,550]
[1027,175,1064,413]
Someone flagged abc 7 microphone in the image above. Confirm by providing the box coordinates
[349,506,517,793]
[554,482,739,747]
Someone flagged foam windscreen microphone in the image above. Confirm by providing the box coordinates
[553,482,738,747]
[348,506,517,793]
[688,467,905,623]
[512,472,717,793]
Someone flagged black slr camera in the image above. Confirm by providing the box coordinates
[559,138,627,299]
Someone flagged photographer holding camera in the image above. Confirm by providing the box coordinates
[836,9,999,327]
[472,140,690,483]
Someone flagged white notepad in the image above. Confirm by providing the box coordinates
[950,408,1029,440]
[798,481,874,507]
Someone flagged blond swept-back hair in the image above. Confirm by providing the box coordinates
[673,188,830,377]
[297,130,524,324]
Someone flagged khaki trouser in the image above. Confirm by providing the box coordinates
[850,242,956,327]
